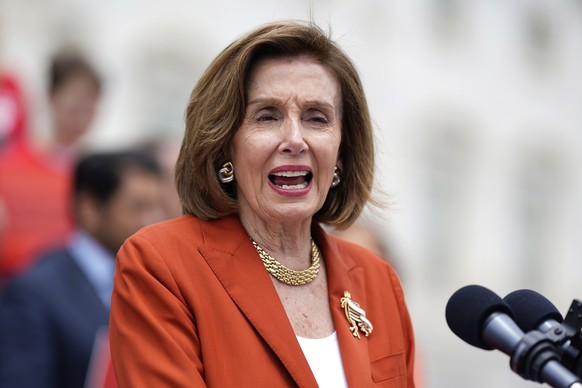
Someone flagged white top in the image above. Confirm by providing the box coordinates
[68,229,115,308]
[296,332,348,388]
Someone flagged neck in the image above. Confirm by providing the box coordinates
[239,211,313,270]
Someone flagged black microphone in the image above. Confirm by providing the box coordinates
[505,289,582,378]
[504,289,563,333]
[446,285,582,388]
[446,284,519,351]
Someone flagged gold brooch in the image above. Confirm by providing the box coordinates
[340,291,373,339]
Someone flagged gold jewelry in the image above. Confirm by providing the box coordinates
[218,162,234,183]
[251,239,320,286]
[340,291,373,339]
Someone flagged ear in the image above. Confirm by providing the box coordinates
[335,157,343,172]
[225,145,233,164]
[75,193,102,234]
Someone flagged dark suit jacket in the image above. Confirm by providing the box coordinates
[110,214,416,387]
[0,249,110,388]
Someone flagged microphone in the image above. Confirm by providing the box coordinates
[446,285,582,388]
[505,289,582,378]
[504,289,563,333]
[445,284,519,351]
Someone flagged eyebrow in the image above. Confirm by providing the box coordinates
[247,97,336,111]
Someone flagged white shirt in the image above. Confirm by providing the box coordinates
[296,332,348,388]
[68,229,116,308]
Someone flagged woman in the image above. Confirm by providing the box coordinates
[110,21,415,387]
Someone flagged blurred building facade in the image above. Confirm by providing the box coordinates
[1,1,581,387]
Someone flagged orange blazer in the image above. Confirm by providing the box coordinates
[110,214,415,387]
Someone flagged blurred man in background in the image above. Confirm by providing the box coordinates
[0,150,167,388]
[0,50,101,283]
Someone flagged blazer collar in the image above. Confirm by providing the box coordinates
[198,215,371,387]
[314,225,374,386]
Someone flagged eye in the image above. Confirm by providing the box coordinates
[309,115,329,124]
[257,113,276,122]
[304,110,330,125]
[255,107,278,122]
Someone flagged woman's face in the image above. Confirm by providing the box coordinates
[231,55,342,226]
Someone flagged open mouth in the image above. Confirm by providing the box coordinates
[268,171,313,190]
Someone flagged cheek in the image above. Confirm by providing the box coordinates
[234,164,264,198]
[320,138,342,166]
[232,137,271,175]
[102,203,133,231]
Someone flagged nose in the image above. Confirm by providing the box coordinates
[279,118,307,155]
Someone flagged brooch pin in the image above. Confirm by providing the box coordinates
[340,291,373,339]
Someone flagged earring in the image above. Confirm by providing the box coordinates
[219,162,234,183]
[331,166,341,188]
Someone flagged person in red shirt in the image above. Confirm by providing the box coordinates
[0,73,27,147]
[0,51,101,282]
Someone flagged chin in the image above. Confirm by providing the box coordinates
[269,204,319,222]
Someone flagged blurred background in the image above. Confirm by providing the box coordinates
[1,0,581,387]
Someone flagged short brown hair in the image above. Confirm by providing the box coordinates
[49,51,101,96]
[175,20,374,229]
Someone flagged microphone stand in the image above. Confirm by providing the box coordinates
[561,299,582,378]
[509,299,582,387]
[510,330,579,388]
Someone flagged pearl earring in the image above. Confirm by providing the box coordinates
[331,166,341,188]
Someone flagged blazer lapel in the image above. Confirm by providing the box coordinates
[315,226,373,386]
[198,215,318,387]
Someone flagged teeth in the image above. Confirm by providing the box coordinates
[271,171,308,177]
[280,182,309,190]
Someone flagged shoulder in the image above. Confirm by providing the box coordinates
[326,232,393,271]
[16,249,71,282]
[0,142,35,168]
[125,214,244,251]
[0,144,49,190]
[125,215,206,251]
[0,249,71,302]
[134,214,202,237]
[323,231,406,297]
[118,215,247,272]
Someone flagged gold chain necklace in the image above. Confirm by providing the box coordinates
[251,238,320,286]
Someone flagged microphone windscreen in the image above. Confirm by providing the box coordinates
[445,285,514,350]
[503,289,563,332]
